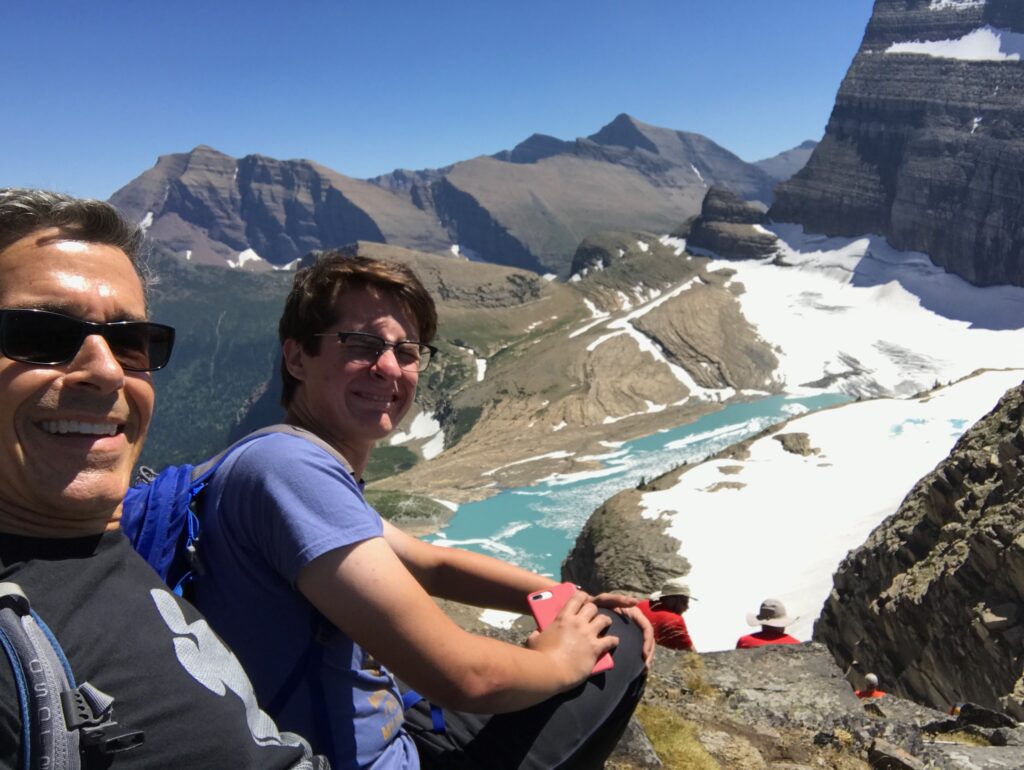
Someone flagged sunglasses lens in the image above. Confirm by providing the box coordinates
[105,323,175,371]
[2,310,82,365]
[0,310,175,371]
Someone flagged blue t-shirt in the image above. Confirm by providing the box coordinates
[192,433,419,770]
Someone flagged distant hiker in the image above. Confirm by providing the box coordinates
[735,598,801,648]
[855,673,886,699]
[637,577,696,651]
[190,253,654,769]
[0,189,327,768]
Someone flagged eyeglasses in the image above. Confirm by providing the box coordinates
[314,331,437,372]
[0,308,176,372]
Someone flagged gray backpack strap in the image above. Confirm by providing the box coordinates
[0,583,144,770]
[192,423,354,480]
[241,423,354,475]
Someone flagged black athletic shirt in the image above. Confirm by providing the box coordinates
[0,530,328,769]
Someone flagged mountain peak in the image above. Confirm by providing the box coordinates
[494,133,574,164]
[588,114,659,154]
[187,144,231,158]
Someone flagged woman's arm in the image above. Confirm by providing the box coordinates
[382,520,558,611]
[382,520,655,666]
[296,535,618,713]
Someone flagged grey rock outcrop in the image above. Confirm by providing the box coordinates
[645,642,1024,769]
[815,380,1024,719]
[561,487,691,595]
[771,0,1024,287]
[687,186,779,260]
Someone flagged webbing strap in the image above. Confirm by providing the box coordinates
[401,690,446,734]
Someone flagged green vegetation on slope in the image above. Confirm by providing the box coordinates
[363,489,453,526]
[633,704,719,770]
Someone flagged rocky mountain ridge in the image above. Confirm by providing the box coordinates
[770,0,1024,287]
[111,114,788,278]
[815,380,1024,722]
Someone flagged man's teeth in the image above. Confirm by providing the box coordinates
[41,420,118,436]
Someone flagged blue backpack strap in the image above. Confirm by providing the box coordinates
[122,465,196,584]
[121,427,310,592]
[401,691,446,734]
[0,583,145,769]
[123,423,356,588]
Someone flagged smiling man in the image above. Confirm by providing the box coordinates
[190,253,652,770]
[0,189,327,769]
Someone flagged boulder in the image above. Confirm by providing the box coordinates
[687,186,778,260]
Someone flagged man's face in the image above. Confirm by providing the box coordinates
[663,595,690,614]
[284,288,419,463]
[0,229,154,533]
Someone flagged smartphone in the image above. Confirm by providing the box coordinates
[527,582,614,675]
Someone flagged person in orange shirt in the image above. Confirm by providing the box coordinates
[636,577,696,651]
[736,598,801,648]
[855,673,886,699]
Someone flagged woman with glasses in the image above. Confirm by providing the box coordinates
[191,253,651,770]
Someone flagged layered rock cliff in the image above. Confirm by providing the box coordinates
[109,146,449,267]
[111,115,784,276]
[815,380,1024,719]
[771,0,1024,287]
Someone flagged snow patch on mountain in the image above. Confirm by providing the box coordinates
[390,412,444,458]
[928,0,985,10]
[887,25,1024,62]
[227,248,264,270]
[710,224,1024,398]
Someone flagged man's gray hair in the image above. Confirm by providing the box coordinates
[0,188,148,291]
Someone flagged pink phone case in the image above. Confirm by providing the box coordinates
[527,582,614,674]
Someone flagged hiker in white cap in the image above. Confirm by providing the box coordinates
[855,673,886,699]
[735,598,801,648]
[637,577,696,651]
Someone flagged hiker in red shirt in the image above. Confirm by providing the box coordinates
[736,598,801,648]
[637,577,695,651]
[855,673,886,699]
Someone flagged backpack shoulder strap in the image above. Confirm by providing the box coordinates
[198,423,354,479]
[0,583,144,770]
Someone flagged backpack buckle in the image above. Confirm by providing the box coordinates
[62,684,145,755]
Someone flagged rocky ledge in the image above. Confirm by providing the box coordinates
[631,642,1024,769]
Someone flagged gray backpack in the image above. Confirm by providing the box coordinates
[0,582,144,769]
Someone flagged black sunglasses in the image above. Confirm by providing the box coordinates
[0,308,175,372]
[313,331,438,372]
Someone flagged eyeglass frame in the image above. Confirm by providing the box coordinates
[0,307,176,372]
[312,330,439,372]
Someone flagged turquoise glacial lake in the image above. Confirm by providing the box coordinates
[427,393,850,577]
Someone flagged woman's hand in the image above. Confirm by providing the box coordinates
[525,590,618,689]
[590,592,655,669]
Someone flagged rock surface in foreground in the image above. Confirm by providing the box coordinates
[644,642,1024,769]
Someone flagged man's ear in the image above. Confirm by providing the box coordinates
[282,338,307,383]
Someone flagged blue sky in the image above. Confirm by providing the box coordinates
[4,1,875,200]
